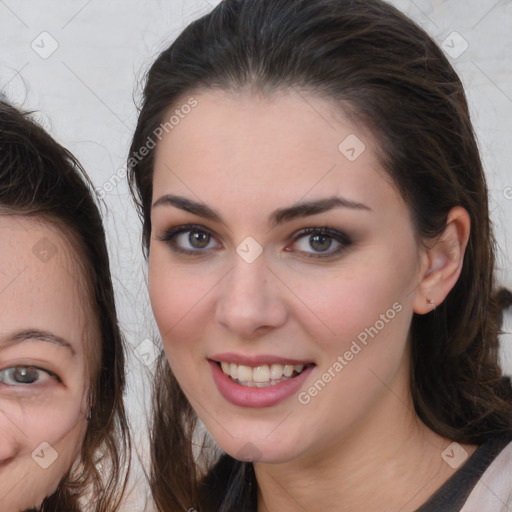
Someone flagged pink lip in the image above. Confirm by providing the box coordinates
[209,360,315,408]
[210,352,313,366]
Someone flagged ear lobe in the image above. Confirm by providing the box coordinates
[413,206,471,315]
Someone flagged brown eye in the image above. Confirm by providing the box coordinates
[14,367,39,383]
[158,224,222,255]
[288,227,351,258]
[188,231,211,249]
[309,234,332,252]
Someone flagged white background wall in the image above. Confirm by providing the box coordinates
[1,0,511,508]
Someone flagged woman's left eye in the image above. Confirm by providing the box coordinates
[0,366,57,386]
[288,228,351,257]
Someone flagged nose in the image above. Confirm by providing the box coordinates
[215,257,288,339]
[0,412,22,464]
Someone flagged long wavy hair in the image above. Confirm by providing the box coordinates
[0,100,131,511]
[127,0,512,510]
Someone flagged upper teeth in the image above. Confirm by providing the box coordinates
[220,362,305,384]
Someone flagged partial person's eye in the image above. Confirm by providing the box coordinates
[0,366,59,386]
[287,227,352,258]
[158,224,222,255]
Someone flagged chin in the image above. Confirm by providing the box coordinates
[217,435,301,465]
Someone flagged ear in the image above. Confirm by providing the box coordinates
[413,206,471,315]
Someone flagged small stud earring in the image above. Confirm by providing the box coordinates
[426,297,435,310]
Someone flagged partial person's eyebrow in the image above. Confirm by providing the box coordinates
[152,194,372,227]
[0,329,76,356]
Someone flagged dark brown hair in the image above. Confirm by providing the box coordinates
[127,0,512,510]
[0,100,131,511]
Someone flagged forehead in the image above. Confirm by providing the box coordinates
[152,89,403,223]
[0,215,88,355]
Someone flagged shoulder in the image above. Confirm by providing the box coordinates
[460,439,512,511]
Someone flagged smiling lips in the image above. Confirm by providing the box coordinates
[209,354,315,407]
[220,361,306,387]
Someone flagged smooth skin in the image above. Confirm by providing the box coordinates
[0,217,90,512]
[149,90,475,512]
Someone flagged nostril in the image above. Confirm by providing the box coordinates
[0,432,22,464]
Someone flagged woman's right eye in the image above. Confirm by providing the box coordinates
[158,225,222,254]
[0,366,56,386]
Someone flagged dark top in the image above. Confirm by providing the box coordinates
[202,435,512,511]
[417,435,512,512]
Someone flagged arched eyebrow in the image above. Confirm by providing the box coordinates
[152,195,222,222]
[0,329,76,356]
[269,197,373,226]
[152,194,372,227]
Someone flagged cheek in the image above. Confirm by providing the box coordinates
[0,405,87,510]
[149,260,202,394]
[39,403,86,447]
[286,245,417,357]
[148,248,217,350]
[9,394,87,449]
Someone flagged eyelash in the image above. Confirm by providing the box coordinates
[287,227,352,259]
[158,224,352,259]
[0,365,60,387]
[157,224,220,256]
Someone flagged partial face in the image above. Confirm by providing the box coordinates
[149,90,427,464]
[0,217,90,511]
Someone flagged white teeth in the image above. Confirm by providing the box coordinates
[253,365,270,382]
[270,363,284,379]
[283,364,294,377]
[237,365,253,382]
[219,361,307,387]
[229,363,238,380]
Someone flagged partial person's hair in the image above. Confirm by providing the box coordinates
[127,0,512,510]
[0,100,131,512]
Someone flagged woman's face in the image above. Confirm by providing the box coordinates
[0,217,90,511]
[149,90,430,464]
